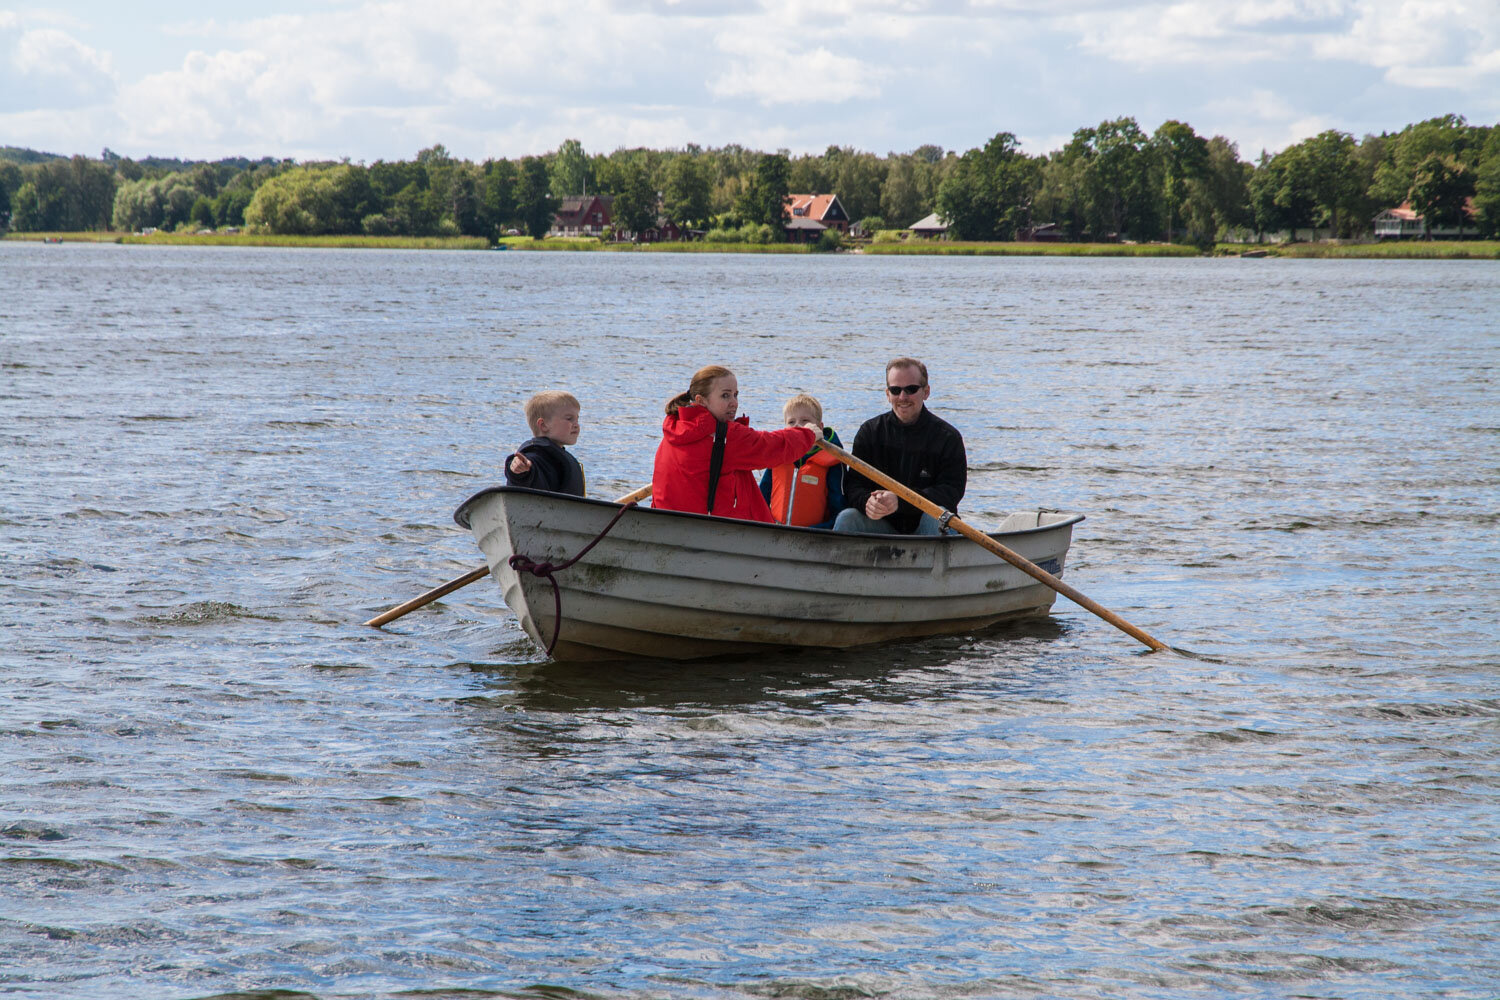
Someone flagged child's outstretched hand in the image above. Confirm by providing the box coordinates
[509,453,532,475]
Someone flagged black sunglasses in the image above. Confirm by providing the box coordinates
[887,383,925,396]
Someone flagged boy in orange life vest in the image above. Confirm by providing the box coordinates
[759,394,845,529]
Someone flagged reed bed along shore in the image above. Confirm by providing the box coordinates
[1256,239,1500,259]
[496,236,810,253]
[4,231,126,243]
[8,231,1498,258]
[863,240,1201,257]
[2,231,489,250]
[119,232,491,250]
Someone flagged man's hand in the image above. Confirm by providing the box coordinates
[509,453,532,475]
[865,490,898,520]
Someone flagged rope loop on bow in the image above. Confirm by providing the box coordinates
[506,500,638,656]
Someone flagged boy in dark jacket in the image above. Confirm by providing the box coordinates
[505,391,585,496]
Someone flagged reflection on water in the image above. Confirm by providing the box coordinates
[467,615,1074,714]
[2,243,1498,999]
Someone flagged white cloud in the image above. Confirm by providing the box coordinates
[0,14,116,113]
[1316,0,1500,92]
[709,38,877,104]
[2,0,1497,163]
[1203,88,1337,154]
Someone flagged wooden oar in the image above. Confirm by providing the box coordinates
[364,484,652,628]
[815,439,1169,652]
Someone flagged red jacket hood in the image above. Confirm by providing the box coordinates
[661,406,749,444]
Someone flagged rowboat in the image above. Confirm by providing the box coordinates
[453,486,1085,661]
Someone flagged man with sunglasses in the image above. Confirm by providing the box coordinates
[833,357,966,535]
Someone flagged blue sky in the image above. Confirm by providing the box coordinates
[3,1,1497,164]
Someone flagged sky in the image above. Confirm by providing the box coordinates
[2,1,1498,164]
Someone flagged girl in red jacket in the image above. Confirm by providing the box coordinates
[651,365,816,523]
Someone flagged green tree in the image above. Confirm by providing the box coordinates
[162,179,197,230]
[112,175,164,231]
[1283,130,1362,235]
[0,161,21,228]
[516,156,554,238]
[662,155,711,227]
[446,165,483,236]
[1153,120,1208,242]
[1249,151,1313,237]
[1182,136,1252,243]
[479,158,518,236]
[880,156,921,228]
[1070,118,1158,240]
[212,184,254,227]
[549,139,591,199]
[9,182,43,230]
[1408,153,1475,236]
[1370,114,1481,208]
[1473,129,1500,237]
[190,196,215,229]
[936,132,1042,240]
[1034,153,1089,239]
[737,153,791,232]
[612,160,658,237]
[828,148,885,223]
[391,181,438,235]
[368,159,424,204]
[243,164,374,234]
[11,156,116,231]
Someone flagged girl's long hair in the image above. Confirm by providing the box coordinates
[665,365,734,415]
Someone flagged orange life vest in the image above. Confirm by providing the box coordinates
[769,447,841,526]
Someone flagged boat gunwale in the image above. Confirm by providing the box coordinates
[454,485,1085,539]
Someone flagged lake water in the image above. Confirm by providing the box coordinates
[2,242,1497,999]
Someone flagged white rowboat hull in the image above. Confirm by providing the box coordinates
[454,487,1084,661]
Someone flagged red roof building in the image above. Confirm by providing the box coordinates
[1373,198,1477,239]
[551,195,614,238]
[783,193,849,242]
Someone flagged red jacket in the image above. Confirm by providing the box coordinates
[652,407,817,522]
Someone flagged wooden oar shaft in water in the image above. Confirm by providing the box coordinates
[364,483,652,629]
[815,438,1169,652]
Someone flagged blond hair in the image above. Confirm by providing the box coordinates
[665,365,734,416]
[783,393,823,425]
[524,390,580,433]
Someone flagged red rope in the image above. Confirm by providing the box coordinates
[507,501,638,656]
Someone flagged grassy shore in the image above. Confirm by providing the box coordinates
[2,231,490,250]
[10,230,1497,259]
[120,232,490,250]
[3,231,127,243]
[496,236,809,253]
[863,240,1201,257]
[1227,240,1500,259]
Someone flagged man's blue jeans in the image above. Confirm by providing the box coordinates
[832,507,947,535]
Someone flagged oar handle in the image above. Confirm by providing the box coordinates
[615,483,653,504]
[815,438,1168,652]
[364,483,652,629]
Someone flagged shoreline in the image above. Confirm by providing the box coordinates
[6,231,1498,259]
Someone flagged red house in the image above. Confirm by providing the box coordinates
[783,193,849,242]
[550,195,614,237]
[636,217,684,243]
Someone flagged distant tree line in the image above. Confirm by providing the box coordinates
[3,115,1498,242]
